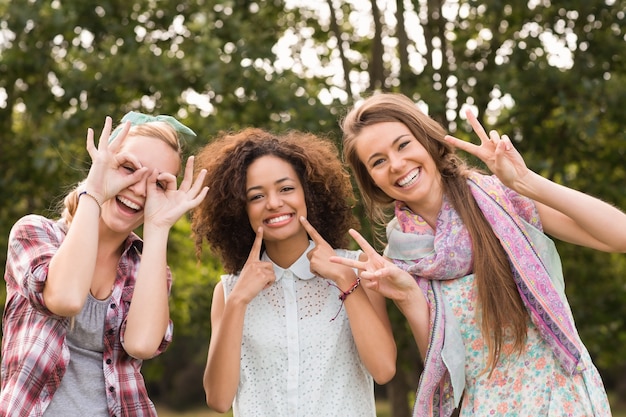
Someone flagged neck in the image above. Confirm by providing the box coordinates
[405,192,444,230]
[264,233,310,269]
[97,221,129,260]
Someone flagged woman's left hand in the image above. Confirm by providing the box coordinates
[445,108,529,189]
[143,156,208,230]
[299,216,356,286]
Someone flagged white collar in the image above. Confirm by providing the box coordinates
[261,240,316,282]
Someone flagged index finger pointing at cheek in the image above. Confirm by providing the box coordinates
[299,216,324,244]
[247,227,264,263]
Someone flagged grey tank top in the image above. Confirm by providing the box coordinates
[44,293,110,416]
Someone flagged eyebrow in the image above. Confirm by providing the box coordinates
[246,177,294,194]
[366,133,411,165]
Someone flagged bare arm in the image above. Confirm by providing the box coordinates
[446,108,626,253]
[518,174,626,252]
[340,260,397,384]
[124,158,208,358]
[204,228,275,412]
[330,228,430,361]
[301,217,397,383]
[203,282,247,412]
[46,119,148,316]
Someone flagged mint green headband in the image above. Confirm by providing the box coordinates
[108,111,196,143]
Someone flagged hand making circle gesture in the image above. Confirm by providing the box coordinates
[142,156,209,230]
[84,117,150,204]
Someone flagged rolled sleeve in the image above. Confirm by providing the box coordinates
[5,215,66,313]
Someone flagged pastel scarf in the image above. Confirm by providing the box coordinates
[388,173,583,417]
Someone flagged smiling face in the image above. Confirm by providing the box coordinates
[245,155,309,250]
[102,135,181,233]
[354,121,443,220]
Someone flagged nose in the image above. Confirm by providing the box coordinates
[128,178,147,197]
[266,192,284,210]
[388,152,404,173]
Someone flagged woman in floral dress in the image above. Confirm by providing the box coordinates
[331,92,624,416]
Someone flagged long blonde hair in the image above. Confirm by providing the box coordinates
[341,93,528,373]
[61,121,182,225]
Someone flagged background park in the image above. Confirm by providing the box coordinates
[1,0,625,415]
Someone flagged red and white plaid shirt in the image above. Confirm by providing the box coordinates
[1,214,173,416]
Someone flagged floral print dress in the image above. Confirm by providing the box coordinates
[440,274,612,416]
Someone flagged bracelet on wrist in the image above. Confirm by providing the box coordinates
[338,276,361,301]
[78,191,102,215]
[328,276,361,322]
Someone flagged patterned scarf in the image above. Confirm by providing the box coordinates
[389,173,583,417]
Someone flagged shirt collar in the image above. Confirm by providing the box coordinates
[261,240,316,282]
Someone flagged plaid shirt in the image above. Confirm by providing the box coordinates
[1,214,173,416]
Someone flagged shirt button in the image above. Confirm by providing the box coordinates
[106,358,112,365]
[110,303,116,309]
[109,386,115,392]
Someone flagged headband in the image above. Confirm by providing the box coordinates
[108,111,196,143]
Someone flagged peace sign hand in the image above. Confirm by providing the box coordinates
[299,217,355,286]
[231,227,276,304]
[444,108,530,189]
[329,229,420,303]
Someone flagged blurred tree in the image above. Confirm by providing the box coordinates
[1,0,625,413]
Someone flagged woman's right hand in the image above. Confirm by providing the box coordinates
[84,117,150,203]
[445,108,530,190]
[330,229,420,303]
[231,227,276,304]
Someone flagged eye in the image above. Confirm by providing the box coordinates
[398,140,411,150]
[280,185,295,193]
[371,157,385,167]
[156,181,166,191]
[248,193,263,202]
[122,165,136,173]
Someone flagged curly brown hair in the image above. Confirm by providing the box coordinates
[191,128,358,274]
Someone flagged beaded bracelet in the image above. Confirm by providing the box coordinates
[338,276,361,301]
[78,191,102,215]
[329,276,361,321]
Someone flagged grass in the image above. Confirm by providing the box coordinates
[156,401,391,417]
[157,397,624,417]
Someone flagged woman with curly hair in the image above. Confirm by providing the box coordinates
[191,128,396,417]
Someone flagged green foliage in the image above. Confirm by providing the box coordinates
[2,0,626,412]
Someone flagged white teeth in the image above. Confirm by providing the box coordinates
[266,214,291,224]
[397,169,419,187]
[117,196,141,210]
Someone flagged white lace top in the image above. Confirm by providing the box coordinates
[221,241,376,417]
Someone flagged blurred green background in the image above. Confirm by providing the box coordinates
[1,1,625,415]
